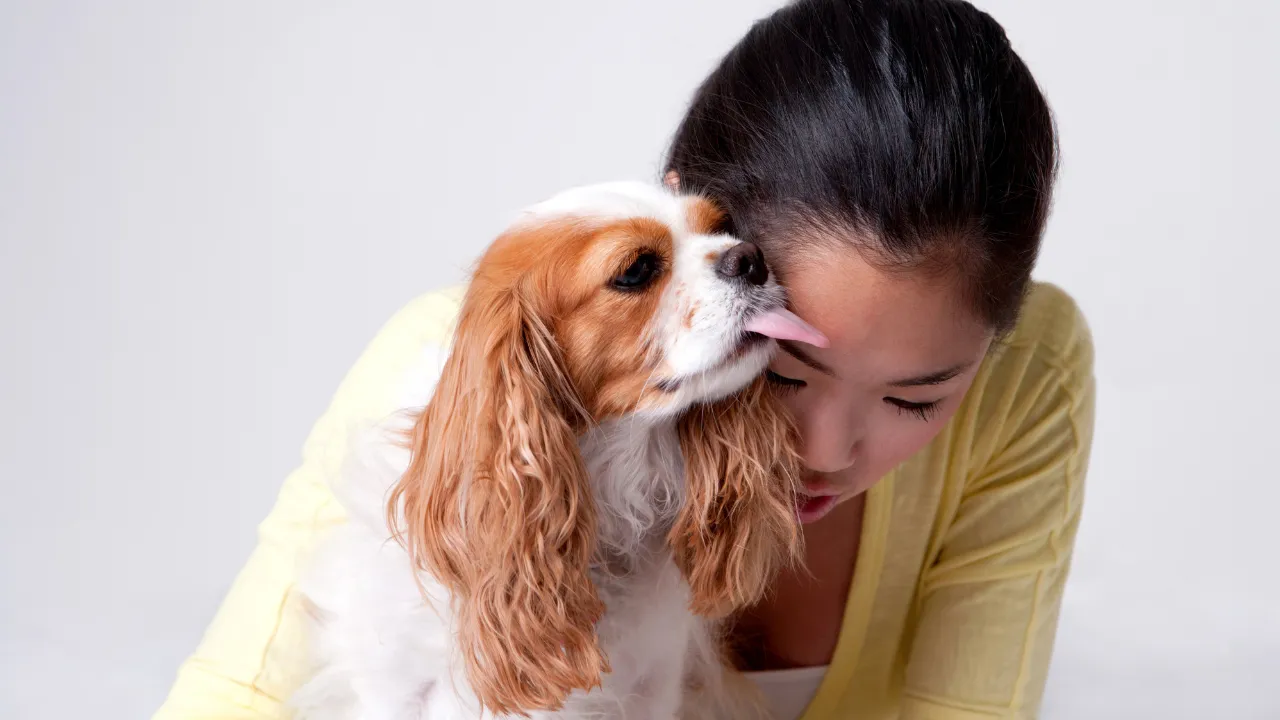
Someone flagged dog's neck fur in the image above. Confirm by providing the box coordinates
[579,416,686,577]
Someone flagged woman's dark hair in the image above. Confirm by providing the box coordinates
[666,0,1057,334]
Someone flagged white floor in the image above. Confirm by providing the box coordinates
[2,1,1277,718]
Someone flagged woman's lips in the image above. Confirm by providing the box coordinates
[798,471,848,523]
[796,493,839,524]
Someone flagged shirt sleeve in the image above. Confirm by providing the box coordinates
[151,288,463,720]
[900,290,1096,720]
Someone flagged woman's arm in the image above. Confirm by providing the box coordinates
[901,288,1096,720]
[152,288,463,719]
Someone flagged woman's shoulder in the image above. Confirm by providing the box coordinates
[317,285,467,430]
[1000,281,1094,383]
[386,284,467,345]
[956,281,1096,469]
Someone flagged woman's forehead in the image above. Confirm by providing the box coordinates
[782,249,991,377]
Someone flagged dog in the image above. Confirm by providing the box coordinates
[291,181,828,719]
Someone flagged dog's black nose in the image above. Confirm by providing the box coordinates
[716,242,768,285]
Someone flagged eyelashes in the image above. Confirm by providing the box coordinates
[883,397,942,422]
[763,370,943,422]
[764,369,805,396]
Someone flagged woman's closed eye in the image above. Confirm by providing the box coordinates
[767,369,945,422]
[884,396,942,422]
[764,369,805,395]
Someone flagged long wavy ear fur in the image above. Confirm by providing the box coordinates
[669,377,803,618]
[387,286,607,716]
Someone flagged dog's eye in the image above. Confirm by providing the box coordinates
[611,252,662,291]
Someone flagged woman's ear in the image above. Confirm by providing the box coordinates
[387,285,607,715]
[669,377,803,618]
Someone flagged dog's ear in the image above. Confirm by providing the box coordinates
[669,377,803,617]
[388,283,607,715]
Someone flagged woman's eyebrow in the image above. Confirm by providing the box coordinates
[888,362,971,388]
[778,340,836,376]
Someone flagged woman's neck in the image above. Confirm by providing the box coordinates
[728,492,867,671]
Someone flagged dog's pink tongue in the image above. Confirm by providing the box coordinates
[745,308,829,348]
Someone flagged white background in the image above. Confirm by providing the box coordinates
[2,1,1277,718]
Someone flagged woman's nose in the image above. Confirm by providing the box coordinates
[798,411,859,474]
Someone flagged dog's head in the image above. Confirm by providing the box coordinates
[388,182,825,715]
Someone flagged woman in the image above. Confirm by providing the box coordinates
[154,1,1092,718]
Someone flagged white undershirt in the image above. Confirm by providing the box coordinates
[744,665,829,720]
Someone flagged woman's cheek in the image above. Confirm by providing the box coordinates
[861,418,946,486]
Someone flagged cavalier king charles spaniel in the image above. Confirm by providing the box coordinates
[292,181,828,720]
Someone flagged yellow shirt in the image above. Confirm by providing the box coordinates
[153,281,1094,720]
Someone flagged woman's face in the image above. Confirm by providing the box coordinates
[770,245,993,523]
